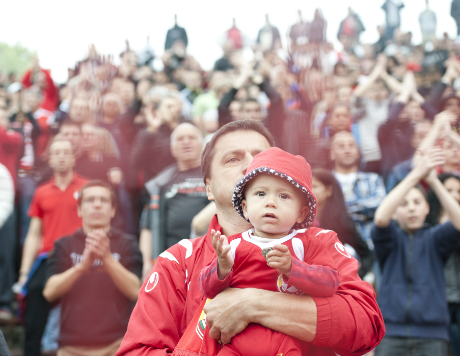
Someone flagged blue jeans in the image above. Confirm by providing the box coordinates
[18,175,37,245]
[41,304,60,351]
[375,336,448,356]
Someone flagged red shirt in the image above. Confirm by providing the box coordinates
[0,125,22,188]
[116,216,385,356]
[28,173,87,254]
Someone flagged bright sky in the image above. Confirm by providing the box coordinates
[1,0,457,83]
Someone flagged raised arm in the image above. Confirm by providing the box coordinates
[353,56,385,98]
[374,147,445,228]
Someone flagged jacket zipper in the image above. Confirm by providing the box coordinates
[405,233,414,337]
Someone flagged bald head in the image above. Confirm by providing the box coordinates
[170,123,203,171]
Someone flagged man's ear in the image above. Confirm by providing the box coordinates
[110,206,116,219]
[242,199,248,219]
[205,178,215,201]
[297,205,310,224]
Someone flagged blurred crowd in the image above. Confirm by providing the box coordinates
[4,0,460,354]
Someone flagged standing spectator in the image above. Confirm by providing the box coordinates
[381,0,405,42]
[165,15,188,51]
[309,9,327,44]
[0,163,15,319]
[425,173,460,356]
[43,180,142,356]
[18,139,87,356]
[351,57,390,173]
[419,0,437,45]
[0,108,22,187]
[256,14,281,53]
[139,123,208,280]
[331,131,386,247]
[452,0,460,36]
[337,7,365,46]
[372,147,460,355]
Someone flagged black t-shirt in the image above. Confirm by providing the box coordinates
[75,153,120,183]
[145,166,209,248]
[45,228,142,346]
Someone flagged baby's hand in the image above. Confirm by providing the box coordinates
[211,230,233,279]
[266,244,292,278]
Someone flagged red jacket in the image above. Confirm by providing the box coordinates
[116,216,384,356]
[22,68,58,112]
[0,125,22,188]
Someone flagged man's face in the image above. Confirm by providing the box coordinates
[171,125,203,165]
[206,131,271,210]
[102,97,121,118]
[229,101,241,121]
[48,141,75,174]
[239,102,263,121]
[78,186,115,229]
[395,188,429,234]
[444,177,460,204]
[331,132,360,169]
[69,99,90,123]
[328,106,351,132]
[60,125,82,153]
[367,82,388,102]
[81,124,99,151]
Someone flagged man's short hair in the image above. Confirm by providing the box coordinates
[241,98,261,110]
[49,136,74,155]
[201,120,275,183]
[78,180,117,208]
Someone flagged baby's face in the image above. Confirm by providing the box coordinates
[242,174,308,240]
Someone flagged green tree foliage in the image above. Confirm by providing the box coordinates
[0,42,36,77]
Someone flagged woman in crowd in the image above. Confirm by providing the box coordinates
[311,168,374,278]
[426,173,460,356]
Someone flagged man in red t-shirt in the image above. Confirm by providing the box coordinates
[116,120,385,356]
[18,138,87,356]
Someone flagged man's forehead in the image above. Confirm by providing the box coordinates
[83,186,111,197]
[214,130,270,153]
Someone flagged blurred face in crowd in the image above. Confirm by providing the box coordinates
[328,105,351,132]
[78,186,115,231]
[336,86,352,105]
[119,81,135,106]
[34,71,47,89]
[23,90,40,112]
[170,123,203,169]
[442,138,460,168]
[48,140,75,174]
[240,101,263,121]
[206,130,271,211]
[444,177,460,204]
[444,97,460,119]
[312,176,332,211]
[405,101,425,123]
[395,188,429,234]
[331,131,360,170]
[185,71,202,91]
[102,94,122,119]
[60,124,82,154]
[367,81,388,102]
[158,97,182,126]
[229,100,241,121]
[81,124,100,152]
[411,121,432,149]
[69,98,90,123]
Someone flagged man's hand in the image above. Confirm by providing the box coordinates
[78,241,96,272]
[204,288,254,344]
[108,168,123,186]
[211,230,233,279]
[266,244,292,278]
[86,229,112,264]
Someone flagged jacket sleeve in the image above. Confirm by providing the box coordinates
[371,221,397,268]
[286,238,339,297]
[308,229,385,356]
[218,88,237,127]
[115,244,188,356]
[198,257,233,299]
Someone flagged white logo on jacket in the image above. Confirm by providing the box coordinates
[335,242,351,258]
[145,272,159,292]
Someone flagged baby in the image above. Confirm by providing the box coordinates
[198,147,341,356]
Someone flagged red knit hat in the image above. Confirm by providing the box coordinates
[232,147,317,229]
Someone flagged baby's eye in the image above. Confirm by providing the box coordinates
[279,194,289,200]
[256,191,266,197]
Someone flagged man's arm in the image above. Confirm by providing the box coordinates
[43,240,95,302]
[18,217,42,285]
